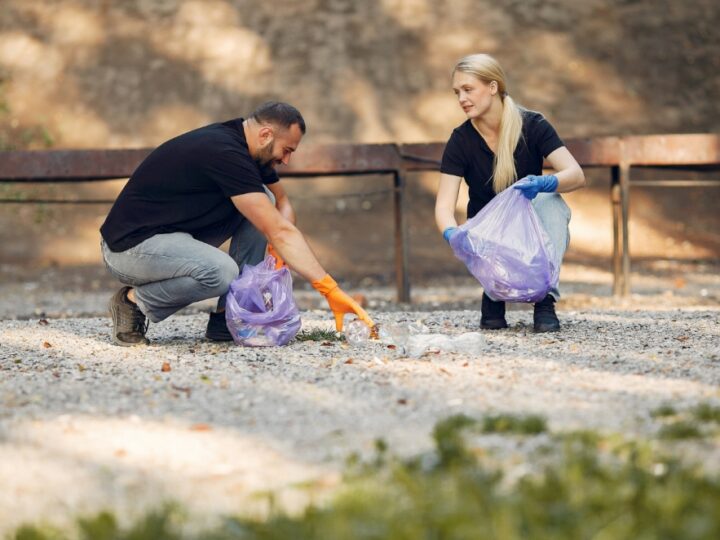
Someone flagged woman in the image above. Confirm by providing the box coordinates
[435,54,585,332]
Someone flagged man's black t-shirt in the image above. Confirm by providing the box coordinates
[100,119,278,252]
[440,109,564,218]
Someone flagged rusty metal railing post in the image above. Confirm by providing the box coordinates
[393,168,410,303]
[619,152,632,297]
[610,165,622,296]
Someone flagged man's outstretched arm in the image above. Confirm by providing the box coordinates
[231,192,374,331]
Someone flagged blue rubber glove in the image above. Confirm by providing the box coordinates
[513,174,558,200]
[443,226,459,243]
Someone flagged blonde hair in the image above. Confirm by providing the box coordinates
[453,54,523,192]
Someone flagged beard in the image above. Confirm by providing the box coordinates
[255,140,276,168]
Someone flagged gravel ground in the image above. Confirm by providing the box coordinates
[1,262,719,534]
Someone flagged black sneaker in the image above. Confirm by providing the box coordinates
[206,311,233,341]
[534,294,560,332]
[480,292,508,330]
[108,286,149,346]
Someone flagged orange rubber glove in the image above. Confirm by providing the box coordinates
[311,274,375,332]
[266,244,285,270]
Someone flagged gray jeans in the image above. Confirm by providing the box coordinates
[102,189,274,323]
[532,192,572,300]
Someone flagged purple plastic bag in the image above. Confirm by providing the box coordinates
[449,187,560,302]
[225,255,301,346]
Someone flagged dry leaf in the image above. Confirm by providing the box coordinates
[161,362,171,372]
[344,358,354,364]
[171,384,191,397]
[42,341,52,348]
[397,398,408,405]
[38,319,49,326]
[675,335,689,342]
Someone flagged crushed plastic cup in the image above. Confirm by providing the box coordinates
[345,319,371,346]
[378,323,410,347]
[450,332,485,354]
[407,334,454,357]
[407,321,430,335]
[378,320,429,349]
[406,332,485,358]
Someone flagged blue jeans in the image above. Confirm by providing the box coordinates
[532,192,572,300]
[101,190,273,323]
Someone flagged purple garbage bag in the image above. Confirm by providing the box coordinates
[449,187,560,302]
[225,255,301,346]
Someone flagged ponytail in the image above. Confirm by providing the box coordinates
[493,94,523,192]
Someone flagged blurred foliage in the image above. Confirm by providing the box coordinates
[481,413,547,435]
[0,70,57,225]
[13,410,720,540]
[693,403,720,423]
[0,71,54,151]
[650,403,677,418]
[654,402,720,440]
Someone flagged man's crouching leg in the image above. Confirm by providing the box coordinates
[108,286,149,346]
[103,233,239,345]
[206,189,274,342]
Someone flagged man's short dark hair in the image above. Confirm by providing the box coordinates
[250,101,306,134]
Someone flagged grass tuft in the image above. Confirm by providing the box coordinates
[658,420,703,440]
[294,329,344,342]
[651,403,677,418]
[481,413,547,435]
[692,403,720,423]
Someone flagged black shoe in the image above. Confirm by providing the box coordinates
[206,311,233,341]
[534,294,560,332]
[480,292,508,330]
[109,286,149,346]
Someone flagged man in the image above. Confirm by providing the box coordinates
[100,101,374,346]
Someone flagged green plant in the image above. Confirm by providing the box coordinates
[294,329,344,342]
[692,403,720,423]
[13,415,720,540]
[651,403,677,418]
[481,413,547,435]
[658,420,703,440]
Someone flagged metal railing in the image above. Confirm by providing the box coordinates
[1,134,718,300]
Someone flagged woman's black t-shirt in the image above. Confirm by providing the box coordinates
[440,109,564,218]
[100,119,278,252]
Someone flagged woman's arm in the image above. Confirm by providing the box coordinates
[435,173,463,233]
[546,146,586,193]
